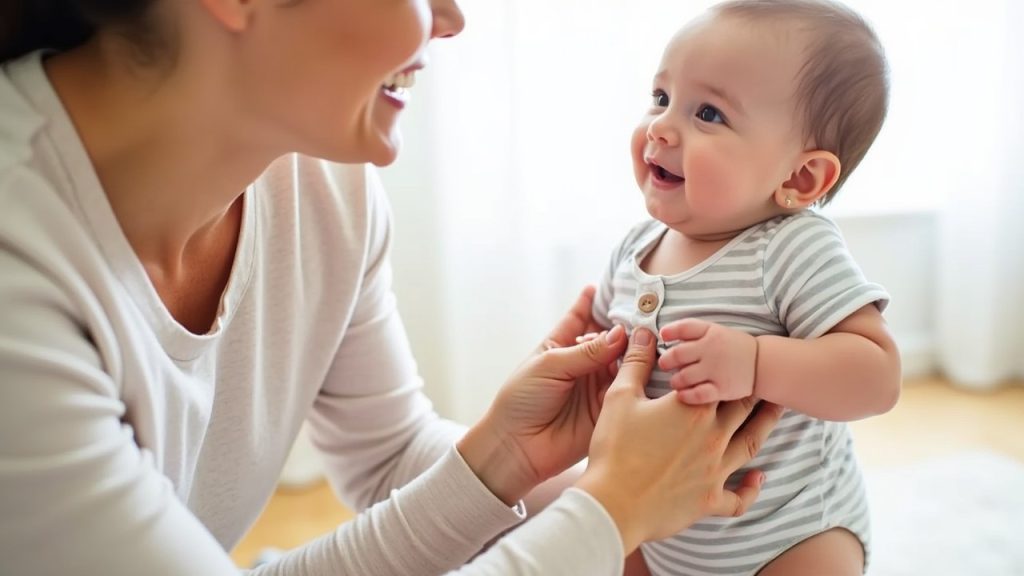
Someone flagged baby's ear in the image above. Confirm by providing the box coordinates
[774,151,841,210]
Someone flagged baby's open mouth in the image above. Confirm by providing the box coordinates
[651,162,684,183]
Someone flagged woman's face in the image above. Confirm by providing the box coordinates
[227,0,465,166]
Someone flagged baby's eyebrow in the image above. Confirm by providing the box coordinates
[696,82,746,117]
[652,72,748,118]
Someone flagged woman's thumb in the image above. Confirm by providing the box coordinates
[610,328,657,397]
[543,325,627,378]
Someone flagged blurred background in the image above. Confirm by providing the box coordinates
[234,0,1024,573]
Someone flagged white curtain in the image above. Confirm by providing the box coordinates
[380,0,1024,423]
[935,0,1024,388]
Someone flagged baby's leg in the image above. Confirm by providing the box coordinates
[756,528,864,576]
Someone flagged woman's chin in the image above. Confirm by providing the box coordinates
[367,137,402,167]
[320,133,401,166]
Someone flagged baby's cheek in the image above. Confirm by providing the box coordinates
[689,148,739,204]
[630,127,648,164]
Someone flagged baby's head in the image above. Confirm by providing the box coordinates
[633,0,888,239]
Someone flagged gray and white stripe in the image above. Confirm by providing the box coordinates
[593,211,886,575]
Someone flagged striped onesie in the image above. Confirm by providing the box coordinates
[593,211,889,576]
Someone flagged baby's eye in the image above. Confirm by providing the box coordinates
[696,104,726,124]
[651,89,669,108]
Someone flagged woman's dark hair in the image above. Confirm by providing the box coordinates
[0,0,162,63]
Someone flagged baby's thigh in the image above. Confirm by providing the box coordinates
[756,528,864,576]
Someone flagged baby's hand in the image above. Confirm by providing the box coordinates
[658,319,757,404]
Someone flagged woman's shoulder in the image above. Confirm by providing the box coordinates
[0,54,49,173]
[0,53,93,262]
[0,156,98,286]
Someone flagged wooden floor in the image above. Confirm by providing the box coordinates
[230,377,1024,567]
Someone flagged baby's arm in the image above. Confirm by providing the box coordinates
[752,303,900,420]
[659,304,900,421]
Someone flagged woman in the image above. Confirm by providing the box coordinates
[0,1,781,574]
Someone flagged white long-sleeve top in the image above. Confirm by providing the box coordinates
[0,51,623,576]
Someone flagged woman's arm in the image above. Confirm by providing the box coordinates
[0,246,243,576]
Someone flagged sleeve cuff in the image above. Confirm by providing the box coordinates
[464,486,625,575]
[446,444,528,520]
[392,445,525,554]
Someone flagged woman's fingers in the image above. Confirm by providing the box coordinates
[717,395,761,430]
[607,328,657,398]
[721,401,784,472]
[538,325,626,379]
[708,470,765,518]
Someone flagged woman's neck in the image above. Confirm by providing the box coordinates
[45,38,277,276]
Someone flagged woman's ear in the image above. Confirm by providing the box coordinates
[198,0,256,32]
[774,150,841,210]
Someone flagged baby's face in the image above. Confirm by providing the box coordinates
[632,14,810,240]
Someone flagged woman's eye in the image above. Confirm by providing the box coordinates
[696,104,726,124]
[651,90,669,107]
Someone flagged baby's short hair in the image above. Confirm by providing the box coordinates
[712,0,889,204]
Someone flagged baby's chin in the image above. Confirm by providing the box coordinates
[642,195,685,225]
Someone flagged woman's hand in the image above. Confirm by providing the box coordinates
[576,328,783,555]
[458,287,627,505]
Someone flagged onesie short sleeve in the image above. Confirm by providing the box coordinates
[763,212,889,339]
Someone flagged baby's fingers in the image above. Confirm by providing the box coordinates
[669,363,710,390]
[675,383,719,404]
[657,341,701,370]
[659,318,711,342]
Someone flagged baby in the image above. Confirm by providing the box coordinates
[592,1,901,575]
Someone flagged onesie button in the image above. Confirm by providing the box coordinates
[637,292,659,314]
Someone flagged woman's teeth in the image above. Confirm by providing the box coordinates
[384,71,416,91]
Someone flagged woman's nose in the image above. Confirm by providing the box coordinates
[647,115,680,147]
[430,0,466,39]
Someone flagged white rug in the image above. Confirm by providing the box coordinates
[865,451,1024,576]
